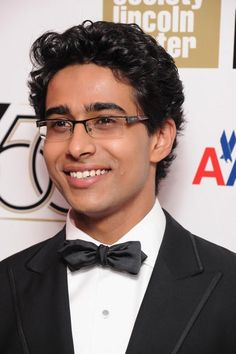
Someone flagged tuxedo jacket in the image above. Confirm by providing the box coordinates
[1,211,236,354]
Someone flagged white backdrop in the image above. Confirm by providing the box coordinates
[0,0,235,261]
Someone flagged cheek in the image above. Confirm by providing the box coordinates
[43,143,63,172]
[106,140,130,174]
[43,145,53,170]
[108,138,151,176]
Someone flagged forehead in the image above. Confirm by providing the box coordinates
[46,64,138,115]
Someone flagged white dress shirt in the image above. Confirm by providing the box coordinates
[66,199,166,354]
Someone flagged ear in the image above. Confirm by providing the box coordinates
[150,118,177,163]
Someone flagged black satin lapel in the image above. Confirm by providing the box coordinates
[9,230,74,354]
[171,272,222,354]
[126,256,222,354]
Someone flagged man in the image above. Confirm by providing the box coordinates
[0,20,236,354]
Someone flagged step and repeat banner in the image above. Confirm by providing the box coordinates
[0,0,235,260]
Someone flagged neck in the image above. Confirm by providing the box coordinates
[71,197,156,244]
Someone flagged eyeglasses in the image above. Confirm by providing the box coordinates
[36,115,149,141]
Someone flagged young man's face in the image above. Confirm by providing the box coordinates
[43,64,174,223]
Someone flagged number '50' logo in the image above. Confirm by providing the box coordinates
[0,103,67,214]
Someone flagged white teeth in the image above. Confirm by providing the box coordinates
[70,169,109,179]
[82,171,90,178]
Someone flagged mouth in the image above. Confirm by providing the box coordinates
[67,169,111,180]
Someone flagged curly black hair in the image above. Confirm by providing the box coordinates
[28,20,184,191]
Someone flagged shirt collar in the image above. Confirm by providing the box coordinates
[66,199,166,268]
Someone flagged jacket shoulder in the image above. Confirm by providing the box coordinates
[193,233,236,272]
[0,227,65,273]
[163,210,236,280]
[169,210,236,267]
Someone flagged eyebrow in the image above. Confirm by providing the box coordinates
[45,102,127,119]
[45,105,70,118]
[84,102,127,114]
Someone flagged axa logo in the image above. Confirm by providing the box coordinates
[193,131,236,186]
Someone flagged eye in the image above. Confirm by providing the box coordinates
[94,116,119,126]
[49,120,71,131]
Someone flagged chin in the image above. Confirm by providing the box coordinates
[69,199,110,217]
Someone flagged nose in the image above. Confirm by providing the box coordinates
[66,122,96,160]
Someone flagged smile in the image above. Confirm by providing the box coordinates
[69,169,110,179]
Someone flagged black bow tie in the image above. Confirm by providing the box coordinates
[58,239,147,275]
